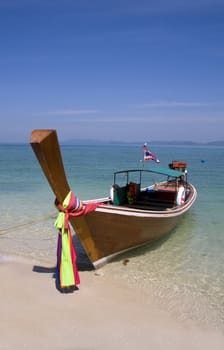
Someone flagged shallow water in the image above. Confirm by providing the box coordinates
[0,143,223,330]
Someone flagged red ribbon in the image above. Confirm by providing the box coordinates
[55,192,100,230]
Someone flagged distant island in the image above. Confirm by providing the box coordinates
[1,140,224,146]
[60,139,224,146]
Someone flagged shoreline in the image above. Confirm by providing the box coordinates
[1,258,224,350]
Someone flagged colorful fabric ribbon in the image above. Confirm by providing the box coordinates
[54,191,99,290]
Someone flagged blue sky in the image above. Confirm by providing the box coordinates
[0,0,223,143]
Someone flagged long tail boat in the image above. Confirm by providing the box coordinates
[30,129,197,268]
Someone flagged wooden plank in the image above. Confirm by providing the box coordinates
[30,129,70,203]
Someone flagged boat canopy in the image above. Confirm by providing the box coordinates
[147,166,185,177]
[114,167,184,179]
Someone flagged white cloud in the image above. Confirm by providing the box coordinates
[133,101,210,109]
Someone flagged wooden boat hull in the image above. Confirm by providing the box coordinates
[30,129,197,268]
[71,186,196,267]
[73,210,177,267]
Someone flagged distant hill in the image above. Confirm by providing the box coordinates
[61,139,224,146]
[1,139,224,146]
[206,141,224,146]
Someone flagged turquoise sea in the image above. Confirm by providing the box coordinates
[0,143,223,331]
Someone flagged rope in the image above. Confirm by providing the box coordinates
[0,212,57,236]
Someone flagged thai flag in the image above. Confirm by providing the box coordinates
[143,144,160,163]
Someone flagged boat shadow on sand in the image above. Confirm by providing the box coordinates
[32,229,174,277]
[32,211,195,292]
[32,236,166,293]
[32,235,94,293]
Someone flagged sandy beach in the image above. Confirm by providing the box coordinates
[0,259,223,350]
